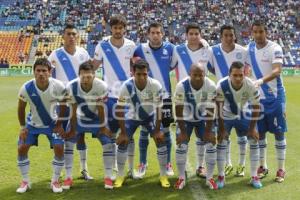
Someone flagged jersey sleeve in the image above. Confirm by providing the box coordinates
[207,47,215,74]
[65,83,76,104]
[117,83,130,106]
[174,83,185,105]
[48,51,57,69]
[55,81,67,102]
[93,42,103,61]
[153,81,163,107]
[18,84,28,102]
[170,46,178,69]
[248,81,260,105]
[96,81,109,104]
[271,44,283,64]
[216,82,225,102]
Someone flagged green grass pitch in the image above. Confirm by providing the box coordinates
[0,76,299,200]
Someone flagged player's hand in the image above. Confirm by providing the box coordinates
[99,127,113,138]
[53,124,65,137]
[217,129,228,144]
[247,129,259,142]
[254,79,263,88]
[199,38,209,48]
[204,131,216,145]
[19,127,28,142]
[176,132,189,145]
[153,130,165,144]
[116,133,129,145]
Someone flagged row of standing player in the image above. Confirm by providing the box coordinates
[16,15,286,192]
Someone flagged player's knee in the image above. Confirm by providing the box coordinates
[275,132,285,141]
[18,144,30,155]
[53,144,64,157]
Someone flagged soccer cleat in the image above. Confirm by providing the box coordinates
[50,181,63,193]
[62,178,73,190]
[80,169,94,180]
[206,178,218,190]
[166,163,174,176]
[127,169,139,179]
[159,176,170,188]
[114,176,125,188]
[216,176,225,189]
[275,169,285,183]
[136,163,147,179]
[196,166,206,178]
[257,166,268,179]
[16,181,31,193]
[174,178,186,190]
[250,176,263,189]
[235,165,245,177]
[225,165,234,176]
[104,177,113,189]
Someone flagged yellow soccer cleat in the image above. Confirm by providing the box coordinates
[114,176,125,188]
[160,176,170,188]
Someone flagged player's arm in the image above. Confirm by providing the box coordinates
[91,59,102,71]
[65,103,77,139]
[203,106,216,145]
[247,88,261,141]
[115,87,129,145]
[255,63,282,87]
[175,103,188,145]
[18,98,28,142]
[153,103,164,144]
[97,100,112,138]
[216,99,227,143]
[53,100,67,137]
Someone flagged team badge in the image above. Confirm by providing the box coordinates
[236,52,242,59]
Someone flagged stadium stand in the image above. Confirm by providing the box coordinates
[0,0,299,67]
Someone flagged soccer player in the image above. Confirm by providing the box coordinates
[114,59,169,188]
[92,15,136,179]
[216,61,262,189]
[208,25,248,177]
[171,22,211,178]
[133,22,175,178]
[66,61,114,189]
[16,58,66,193]
[48,24,93,190]
[247,20,287,182]
[174,63,217,190]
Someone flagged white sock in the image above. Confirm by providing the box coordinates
[78,149,87,171]
[205,143,217,180]
[17,155,30,182]
[226,139,232,166]
[275,139,286,170]
[117,145,128,177]
[176,143,188,179]
[237,136,247,166]
[112,142,117,170]
[127,139,135,171]
[217,140,227,177]
[196,137,206,168]
[157,145,168,176]
[103,143,114,178]
[249,139,259,177]
[52,156,64,182]
[259,139,267,168]
[64,141,75,179]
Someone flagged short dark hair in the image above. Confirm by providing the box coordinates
[132,59,149,72]
[251,20,267,31]
[220,24,237,43]
[229,61,244,74]
[147,22,164,33]
[63,23,77,33]
[185,23,201,34]
[109,15,127,28]
[78,61,95,75]
[33,58,52,71]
